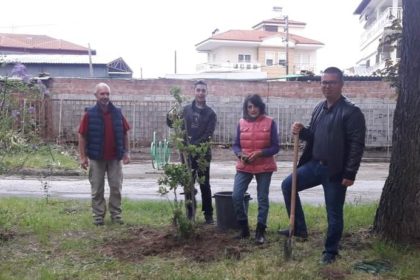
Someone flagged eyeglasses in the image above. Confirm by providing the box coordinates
[195,88,207,93]
[321,80,340,86]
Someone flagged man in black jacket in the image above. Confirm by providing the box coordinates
[279,67,366,264]
[168,80,217,224]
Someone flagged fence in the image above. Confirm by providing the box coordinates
[52,98,395,150]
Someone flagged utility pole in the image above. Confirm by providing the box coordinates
[284,15,289,75]
[88,43,94,77]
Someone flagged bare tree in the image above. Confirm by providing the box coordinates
[373,0,420,243]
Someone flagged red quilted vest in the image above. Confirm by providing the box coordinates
[236,115,277,174]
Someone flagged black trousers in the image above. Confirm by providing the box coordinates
[190,157,213,217]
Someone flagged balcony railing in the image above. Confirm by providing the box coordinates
[196,62,261,73]
[292,63,316,74]
[360,7,402,49]
[196,62,318,75]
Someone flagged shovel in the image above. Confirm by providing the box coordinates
[284,134,299,261]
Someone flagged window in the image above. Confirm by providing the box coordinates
[298,53,310,64]
[265,51,275,66]
[278,52,286,66]
[264,25,278,32]
[238,54,251,63]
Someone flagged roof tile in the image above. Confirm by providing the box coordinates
[210,30,323,45]
[0,33,92,53]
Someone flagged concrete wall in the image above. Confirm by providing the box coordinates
[48,77,397,149]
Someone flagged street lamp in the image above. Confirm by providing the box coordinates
[273,6,289,75]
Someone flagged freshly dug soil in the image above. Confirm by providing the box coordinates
[101,224,253,263]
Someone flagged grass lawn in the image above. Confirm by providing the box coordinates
[0,145,79,174]
[0,198,419,280]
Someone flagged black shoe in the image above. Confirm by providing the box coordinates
[235,229,250,239]
[235,220,250,239]
[204,215,214,225]
[255,223,266,245]
[278,229,308,240]
[93,218,104,226]
[320,252,336,265]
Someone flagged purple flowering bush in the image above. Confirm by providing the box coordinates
[0,63,46,152]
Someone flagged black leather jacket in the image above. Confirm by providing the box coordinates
[298,96,366,181]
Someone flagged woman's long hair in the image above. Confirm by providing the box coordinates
[242,94,266,120]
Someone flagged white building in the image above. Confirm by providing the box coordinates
[193,18,323,80]
[353,0,402,75]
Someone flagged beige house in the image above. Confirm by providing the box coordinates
[195,18,323,79]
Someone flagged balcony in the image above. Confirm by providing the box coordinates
[291,63,316,75]
[360,7,402,49]
[196,62,261,73]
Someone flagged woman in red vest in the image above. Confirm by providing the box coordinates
[232,94,280,244]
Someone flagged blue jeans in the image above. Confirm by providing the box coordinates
[232,171,272,226]
[281,160,347,255]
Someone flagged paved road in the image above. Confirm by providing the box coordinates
[0,160,388,205]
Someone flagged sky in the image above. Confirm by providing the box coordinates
[0,0,363,78]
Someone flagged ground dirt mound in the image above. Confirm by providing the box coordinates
[0,229,16,242]
[101,225,252,263]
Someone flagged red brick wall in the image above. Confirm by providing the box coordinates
[47,78,397,147]
[49,78,397,100]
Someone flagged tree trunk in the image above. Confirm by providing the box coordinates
[373,0,420,244]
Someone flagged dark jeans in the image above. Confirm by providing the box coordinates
[281,160,347,255]
[190,157,213,217]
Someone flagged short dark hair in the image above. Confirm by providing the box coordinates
[243,94,266,120]
[323,67,344,81]
[194,80,207,87]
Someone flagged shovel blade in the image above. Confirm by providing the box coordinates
[283,237,293,261]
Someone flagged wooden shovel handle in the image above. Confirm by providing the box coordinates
[289,134,299,236]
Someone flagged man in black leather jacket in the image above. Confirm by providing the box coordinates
[279,67,366,264]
